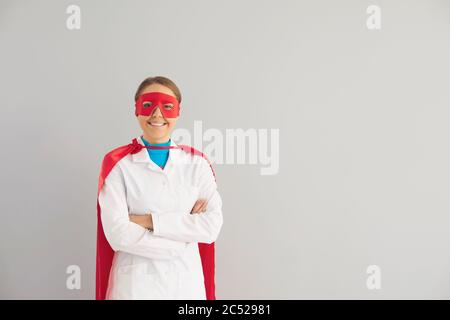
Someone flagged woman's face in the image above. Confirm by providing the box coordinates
[136,84,179,144]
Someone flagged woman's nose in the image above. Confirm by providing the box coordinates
[151,105,163,117]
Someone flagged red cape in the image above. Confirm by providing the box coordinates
[96,138,217,300]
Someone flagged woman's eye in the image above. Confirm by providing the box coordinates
[143,102,152,108]
[164,104,174,110]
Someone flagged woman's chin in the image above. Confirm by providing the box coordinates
[144,130,170,141]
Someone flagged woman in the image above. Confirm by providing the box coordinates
[96,76,224,299]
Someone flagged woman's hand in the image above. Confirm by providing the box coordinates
[191,198,208,214]
[129,213,153,229]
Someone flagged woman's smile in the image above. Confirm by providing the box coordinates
[147,120,168,128]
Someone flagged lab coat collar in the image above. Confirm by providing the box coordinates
[131,135,181,171]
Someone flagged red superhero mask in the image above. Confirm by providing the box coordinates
[135,92,180,118]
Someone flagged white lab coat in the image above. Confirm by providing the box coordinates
[98,136,223,299]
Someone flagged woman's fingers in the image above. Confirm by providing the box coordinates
[190,200,201,213]
[199,200,208,212]
[191,199,207,214]
[191,199,205,213]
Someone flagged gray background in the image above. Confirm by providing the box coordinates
[1,0,449,299]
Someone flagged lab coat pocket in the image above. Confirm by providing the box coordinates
[113,262,163,300]
[110,264,135,299]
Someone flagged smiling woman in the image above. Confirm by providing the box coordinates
[95,76,224,300]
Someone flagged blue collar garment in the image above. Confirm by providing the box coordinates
[141,135,171,169]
